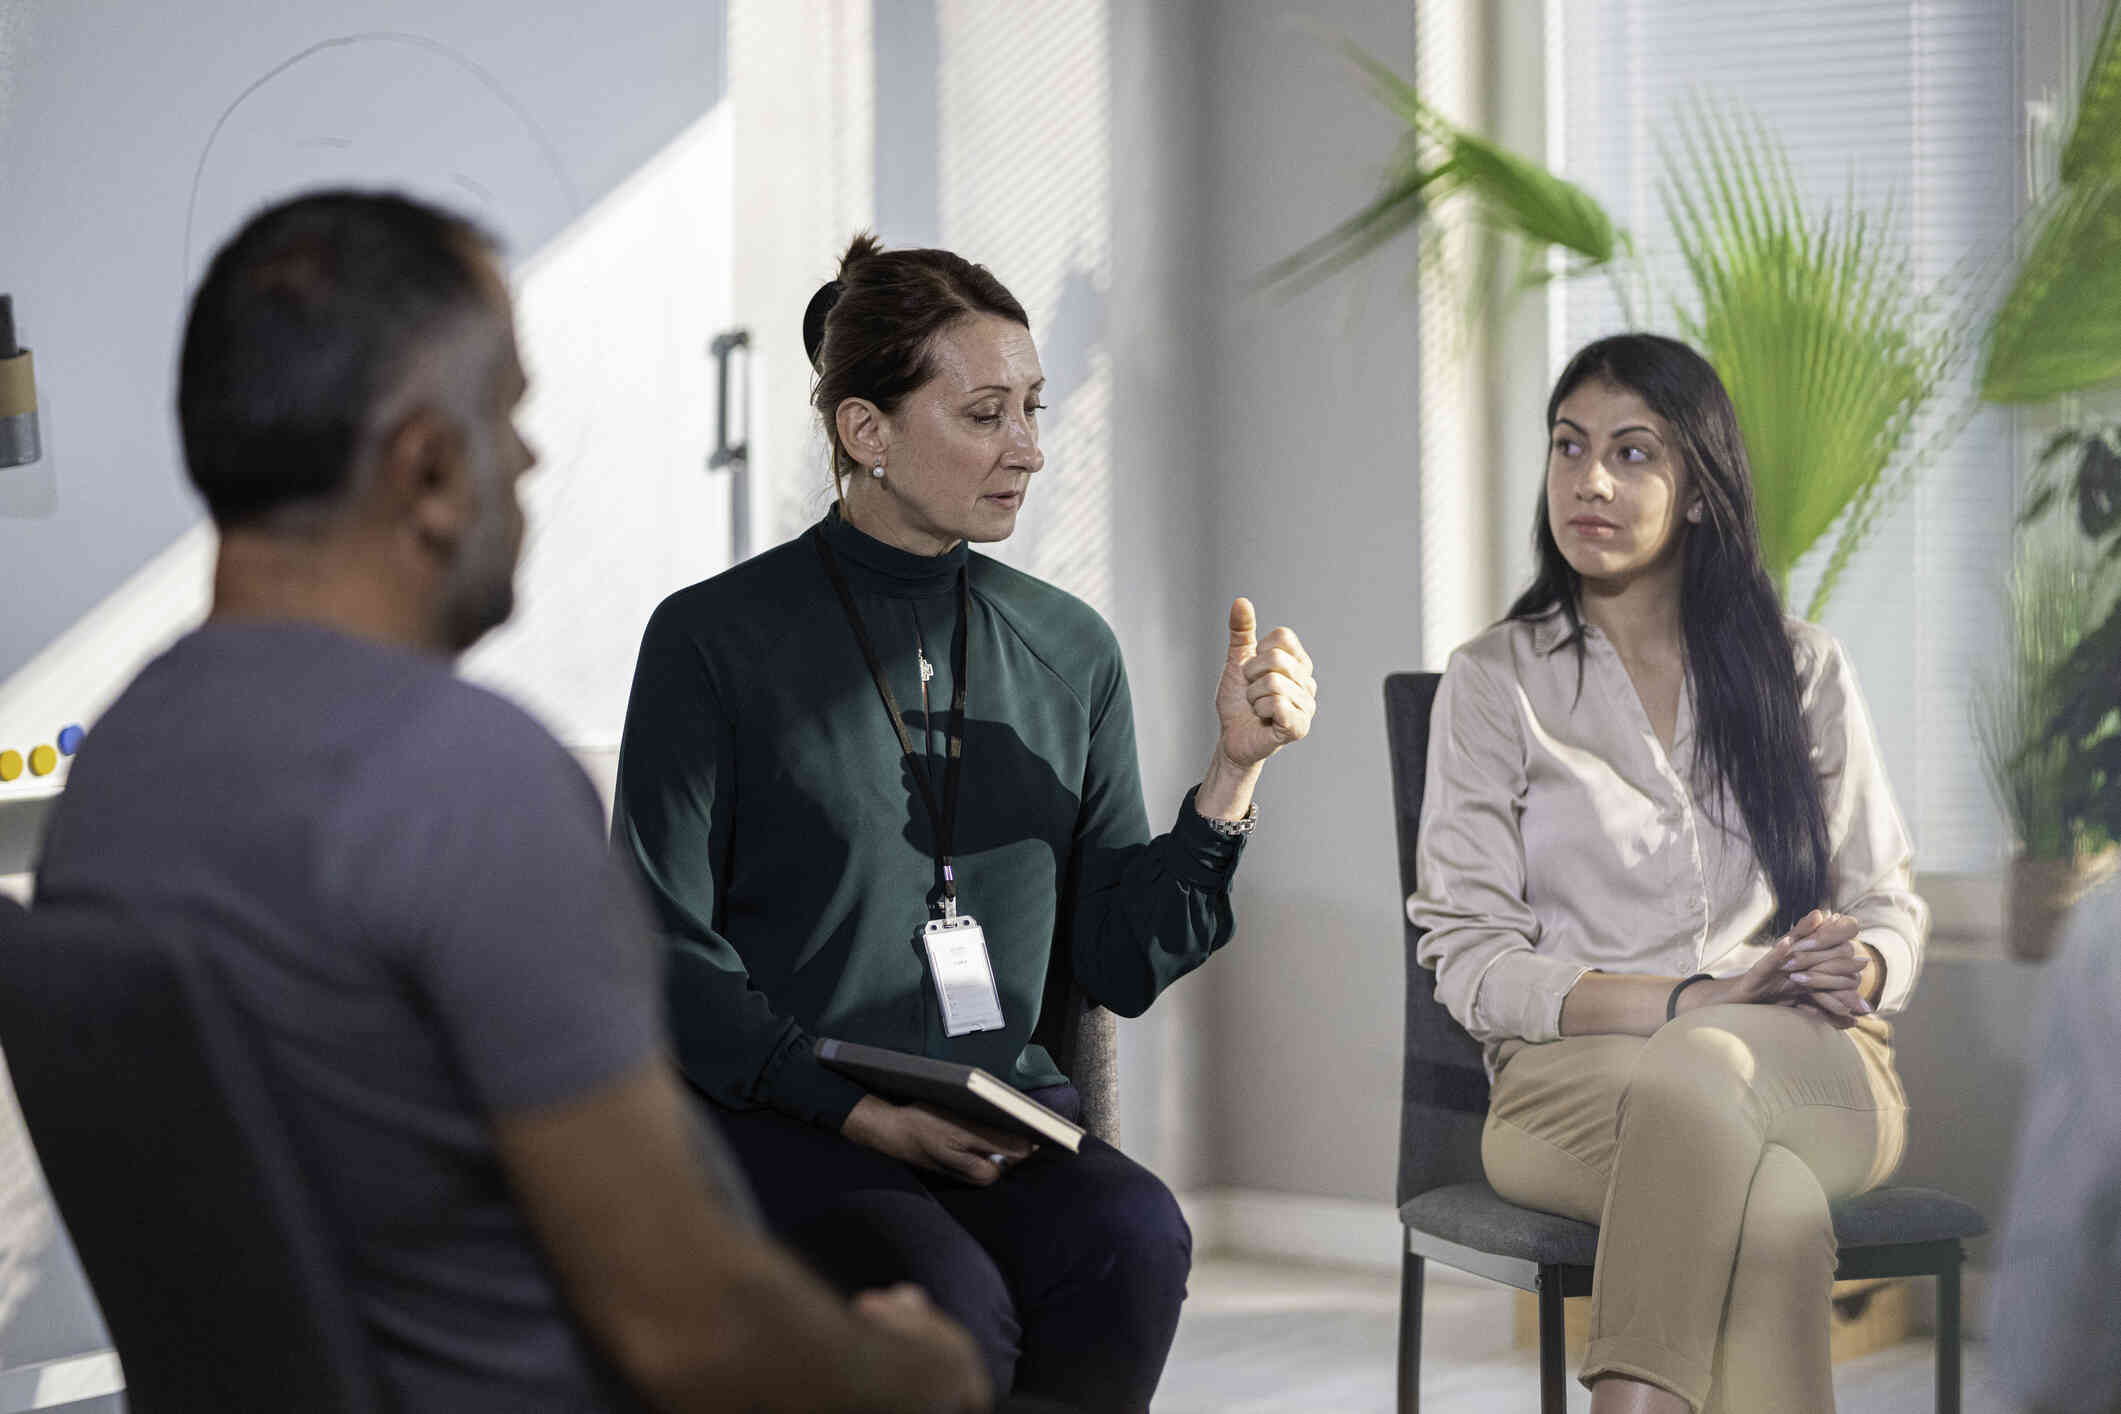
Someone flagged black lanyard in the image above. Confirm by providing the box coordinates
[812,529,971,909]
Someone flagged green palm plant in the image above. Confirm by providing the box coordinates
[1661,103,1962,615]
[1983,0,2121,406]
[1256,41,1617,299]
[1976,535,2115,860]
[1980,176,2121,404]
[2064,0,2121,185]
[1980,0,2121,853]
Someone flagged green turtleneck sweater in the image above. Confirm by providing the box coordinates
[612,511,1247,1130]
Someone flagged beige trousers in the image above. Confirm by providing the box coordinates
[1483,1003,1908,1414]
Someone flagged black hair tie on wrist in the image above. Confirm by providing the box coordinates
[803,279,845,369]
[1666,972,1714,1022]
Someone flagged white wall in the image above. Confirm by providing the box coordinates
[1104,0,1222,1192]
[1195,0,1424,1204]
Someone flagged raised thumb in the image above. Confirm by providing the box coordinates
[1226,597,1257,665]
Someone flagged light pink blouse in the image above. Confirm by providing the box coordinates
[1407,608,1926,1073]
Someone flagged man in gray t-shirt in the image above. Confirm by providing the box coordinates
[1989,878,2121,1414]
[31,191,987,1414]
[40,621,669,1409]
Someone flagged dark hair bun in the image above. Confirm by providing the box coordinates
[837,231,887,277]
[802,280,843,369]
[804,233,894,368]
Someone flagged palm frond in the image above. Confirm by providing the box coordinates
[1445,127,1616,262]
[1659,98,1960,607]
[1980,177,2121,403]
[1261,43,1617,295]
[2063,0,2121,185]
[1250,162,1436,295]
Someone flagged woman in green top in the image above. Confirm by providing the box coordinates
[612,233,1316,1412]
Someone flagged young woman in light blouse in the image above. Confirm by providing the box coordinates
[1408,333,1925,1414]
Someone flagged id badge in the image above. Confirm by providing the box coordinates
[921,914,1006,1036]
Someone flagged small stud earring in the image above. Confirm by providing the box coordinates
[1686,503,1704,524]
[870,464,885,480]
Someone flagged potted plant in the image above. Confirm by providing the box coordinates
[1976,525,2118,960]
[1977,1,2121,946]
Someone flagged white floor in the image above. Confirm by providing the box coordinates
[1156,1257,2019,1414]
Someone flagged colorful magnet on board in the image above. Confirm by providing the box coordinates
[0,750,19,782]
[56,724,83,755]
[27,744,56,776]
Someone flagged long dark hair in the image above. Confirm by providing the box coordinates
[802,232,1029,489]
[1509,333,1830,933]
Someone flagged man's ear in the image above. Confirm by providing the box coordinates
[374,406,473,551]
[834,397,891,471]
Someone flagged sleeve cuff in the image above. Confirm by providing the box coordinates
[1860,927,1920,1017]
[757,1030,871,1131]
[1167,785,1247,887]
[1471,949,1593,1044]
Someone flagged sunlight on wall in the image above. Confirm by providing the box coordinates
[937,0,1113,618]
[0,101,739,766]
[1414,0,1492,670]
[462,103,735,747]
[0,525,213,806]
[727,0,876,548]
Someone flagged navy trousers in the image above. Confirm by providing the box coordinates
[710,1086,1192,1413]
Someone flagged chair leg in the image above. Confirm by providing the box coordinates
[1538,1266,1567,1414]
[1935,1249,1962,1414]
[1397,1248,1424,1414]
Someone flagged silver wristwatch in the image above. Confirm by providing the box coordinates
[1200,801,1259,838]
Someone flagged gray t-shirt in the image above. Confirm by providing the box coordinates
[1989,877,2121,1413]
[36,622,668,1412]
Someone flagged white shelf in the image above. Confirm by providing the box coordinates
[0,770,65,806]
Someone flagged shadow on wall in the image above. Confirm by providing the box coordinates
[1889,952,2045,1267]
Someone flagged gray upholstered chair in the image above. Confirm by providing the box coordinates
[0,898,386,1413]
[1383,670,1986,1414]
[1033,927,1119,1144]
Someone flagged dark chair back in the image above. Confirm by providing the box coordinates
[1032,931,1118,1144]
[1383,672,1491,1208]
[0,900,384,1414]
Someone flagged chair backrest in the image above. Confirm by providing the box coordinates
[0,899,384,1414]
[1383,672,1493,1207]
[1033,931,1118,1145]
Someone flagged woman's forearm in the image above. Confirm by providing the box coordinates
[1194,743,1263,822]
[1558,970,1687,1038]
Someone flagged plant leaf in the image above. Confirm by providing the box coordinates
[1446,128,1616,262]
[2038,426,2090,465]
[1981,178,2121,403]
[1660,97,1960,598]
[1251,165,1434,295]
[2063,0,2121,185]
[2019,481,2063,525]
[1262,42,1619,294]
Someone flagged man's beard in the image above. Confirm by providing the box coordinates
[440,492,519,653]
